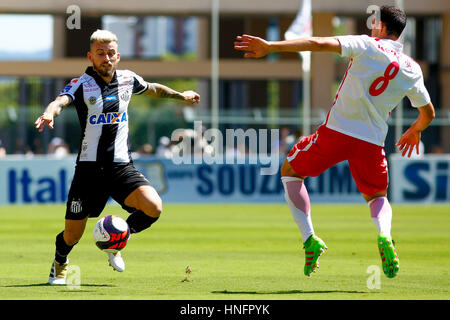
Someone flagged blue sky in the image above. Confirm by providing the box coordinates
[0,14,53,52]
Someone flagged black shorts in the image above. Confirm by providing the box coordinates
[65,162,151,220]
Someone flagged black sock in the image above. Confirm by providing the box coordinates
[54,231,75,265]
[126,210,159,234]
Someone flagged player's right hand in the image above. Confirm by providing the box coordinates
[34,113,54,132]
[182,91,200,105]
[234,34,270,58]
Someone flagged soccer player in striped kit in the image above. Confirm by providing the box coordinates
[35,30,200,284]
[235,6,435,278]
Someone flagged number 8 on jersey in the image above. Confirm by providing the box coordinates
[369,61,400,96]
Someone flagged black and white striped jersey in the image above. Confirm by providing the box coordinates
[59,67,148,164]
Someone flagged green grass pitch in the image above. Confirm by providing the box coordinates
[0,203,448,300]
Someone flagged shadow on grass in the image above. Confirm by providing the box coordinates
[3,283,115,288]
[212,289,368,295]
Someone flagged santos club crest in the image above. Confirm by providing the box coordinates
[120,91,130,102]
[70,200,82,214]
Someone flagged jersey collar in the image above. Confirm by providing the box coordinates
[85,66,118,87]
[384,38,403,53]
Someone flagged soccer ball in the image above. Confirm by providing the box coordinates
[93,215,130,253]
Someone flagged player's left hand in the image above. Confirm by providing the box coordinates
[182,91,200,105]
[396,128,421,158]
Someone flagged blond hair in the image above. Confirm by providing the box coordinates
[90,29,118,44]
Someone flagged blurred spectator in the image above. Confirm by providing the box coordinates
[137,143,154,156]
[278,127,291,156]
[32,138,44,155]
[284,129,304,154]
[165,128,218,159]
[409,140,425,159]
[156,136,173,158]
[13,138,33,156]
[168,129,197,159]
[0,140,6,158]
[132,143,154,159]
[13,138,23,154]
[430,144,444,154]
[48,137,70,158]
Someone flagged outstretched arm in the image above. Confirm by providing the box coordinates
[35,95,72,132]
[144,83,200,105]
[396,102,435,158]
[234,34,341,58]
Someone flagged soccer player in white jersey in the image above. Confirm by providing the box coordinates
[35,30,200,284]
[235,6,435,278]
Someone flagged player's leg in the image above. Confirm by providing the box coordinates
[363,191,399,278]
[108,164,162,272]
[124,185,162,234]
[280,160,314,243]
[363,191,392,238]
[281,160,327,277]
[280,126,346,276]
[49,163,107,284]
[111,163,162,234]
[108,187,160,272]
[48,217,89,285]
[348,144,399,278]
[55,217,88,263]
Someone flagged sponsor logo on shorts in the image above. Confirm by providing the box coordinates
[88,96,97,104]
[70,200,82,214]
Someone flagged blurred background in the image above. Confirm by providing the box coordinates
[0,0,448,204]
[0,0,448,157]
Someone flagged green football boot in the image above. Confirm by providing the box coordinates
[377,233,399,278]
[303,235,327,277]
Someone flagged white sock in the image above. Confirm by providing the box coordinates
[281,176,315,244]
[368,196,392,238]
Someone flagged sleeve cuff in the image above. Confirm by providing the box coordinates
[58,92,75,101]
[134,83,149,95]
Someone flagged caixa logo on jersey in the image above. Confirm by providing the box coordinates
[89,112,128,125]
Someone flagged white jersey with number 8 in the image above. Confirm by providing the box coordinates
[325,35,430,147]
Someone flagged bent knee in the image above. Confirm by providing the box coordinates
[149,198,163,217]
[362,190,388,203]
[126,186,163,218]
[139,192,163,218]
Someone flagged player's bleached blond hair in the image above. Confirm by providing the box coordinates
[90,29,118,44]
